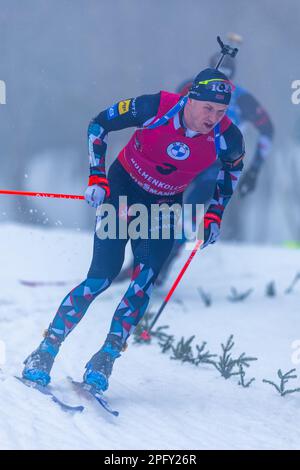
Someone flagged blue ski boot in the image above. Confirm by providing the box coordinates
[22,334,60,386]
[83,334,123,392]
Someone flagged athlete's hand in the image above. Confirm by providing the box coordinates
[238,167,258,198]
[201,212,221,249]
[84,184,106,208]
[84,175,110,208]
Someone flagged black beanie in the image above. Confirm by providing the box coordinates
[189,68,233,105]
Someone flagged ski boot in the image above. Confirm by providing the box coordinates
[83,334,124,392]
[22,333,60,386]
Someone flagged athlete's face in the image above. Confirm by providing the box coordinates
[183,99,228,134]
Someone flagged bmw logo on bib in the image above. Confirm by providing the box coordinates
[167,142,190,160]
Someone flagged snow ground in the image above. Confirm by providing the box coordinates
[1,223,300,450]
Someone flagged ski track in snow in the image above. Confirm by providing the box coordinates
[1,223,300,449]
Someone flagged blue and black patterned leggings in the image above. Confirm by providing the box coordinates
[45,160,182,349]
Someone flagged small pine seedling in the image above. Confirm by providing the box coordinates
[227,287,253,302]
[194,341,217,366]
[265,281,276,297]
[263,369,300,396]
[285,272,300,295]
[212,335,257,379]
[238,364,255,388]
[158,334,175,354]
[197,287,212,307]
[170,336,195,364]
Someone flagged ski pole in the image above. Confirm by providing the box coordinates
[140,238,203,341]
[215,35,238,70]
[0,189,84,200]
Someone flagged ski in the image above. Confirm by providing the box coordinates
[19,279,76,287]
[15,376,84,413]
[68,377,119,417]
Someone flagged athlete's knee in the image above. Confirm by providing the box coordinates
[88,238,126,281]
[87,244,125,280]
[109,261,125,282]
[87,259,124,283]
[82,276,111,295]
[130,262,158,286]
